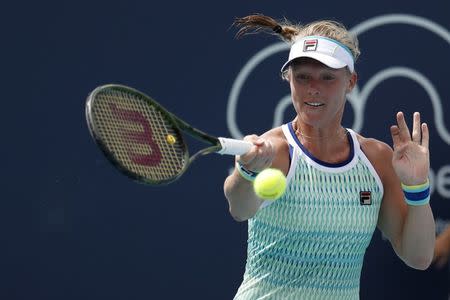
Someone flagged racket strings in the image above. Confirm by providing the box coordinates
[92,89,187,182]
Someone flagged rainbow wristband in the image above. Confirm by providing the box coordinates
[401,179,430,206]
[236,162,259,182]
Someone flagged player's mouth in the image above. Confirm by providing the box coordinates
[304,101,324,107]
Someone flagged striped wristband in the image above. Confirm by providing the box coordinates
[236,162,259,182]
[401,179,430,206]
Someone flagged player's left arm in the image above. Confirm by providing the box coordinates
[376,112,435,270]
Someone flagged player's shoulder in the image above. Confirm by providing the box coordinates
[261,126,285,139]
[353,131,393,161]
[261,126,288,147]
[260,126,289,154]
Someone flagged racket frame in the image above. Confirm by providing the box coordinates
[85,84,224,185]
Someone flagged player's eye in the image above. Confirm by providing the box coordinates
[295,73,310,81]
[322,74,335,81]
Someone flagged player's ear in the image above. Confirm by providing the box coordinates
[346,71,357,93]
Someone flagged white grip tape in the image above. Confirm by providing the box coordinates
[217,137,253,155]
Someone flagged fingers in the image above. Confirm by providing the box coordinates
[236,135,259,164]
[421,122,429,149]
[237,135,275,172]
[411,112,421,144]
[392,112,429,148]
[390,125,401,150]
[396,111,411,142]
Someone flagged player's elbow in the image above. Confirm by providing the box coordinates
[226,198,254,222]
[399,241,435,270]
[404,254,433,270]
[229,209,249,222]
[225,195,257,222]
[227,203,254,222]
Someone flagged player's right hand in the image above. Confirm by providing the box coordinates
[236,135,275,173]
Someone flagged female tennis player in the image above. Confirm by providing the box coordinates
[224,14,435,299]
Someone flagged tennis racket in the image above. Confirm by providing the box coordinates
[85,84,252,185]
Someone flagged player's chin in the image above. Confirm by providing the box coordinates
[299,106,327,122]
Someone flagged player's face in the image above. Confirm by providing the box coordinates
[288,58,357,128]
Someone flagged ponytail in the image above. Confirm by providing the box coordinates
[233,14,299,43]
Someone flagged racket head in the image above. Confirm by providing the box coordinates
[86,84,189,185]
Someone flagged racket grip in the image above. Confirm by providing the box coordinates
[217,137,253,155]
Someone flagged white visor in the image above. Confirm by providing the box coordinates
[281,36,355,73]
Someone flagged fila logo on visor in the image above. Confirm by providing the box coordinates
[303,39,318,52]
[360,191,372,205]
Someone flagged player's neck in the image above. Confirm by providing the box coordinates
[293,119,346,142]
[292,120,349,163]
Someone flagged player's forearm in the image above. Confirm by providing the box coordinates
[224,171,262,222]
[399,204,435,270]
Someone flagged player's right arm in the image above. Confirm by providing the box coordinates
[223,130,289,221]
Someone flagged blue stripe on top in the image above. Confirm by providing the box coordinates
[288,122,354,168]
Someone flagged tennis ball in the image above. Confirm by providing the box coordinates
[166,134,176,145]
[253,168,287,200]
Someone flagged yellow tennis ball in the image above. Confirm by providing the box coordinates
[166,134,176,145]
[253,168,287,200]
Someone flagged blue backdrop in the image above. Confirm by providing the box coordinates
[5,1,449,299]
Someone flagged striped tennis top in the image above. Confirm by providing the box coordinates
[234,123,384,300]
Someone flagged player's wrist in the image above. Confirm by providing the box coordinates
[401,179,430,206]
[236,161,259,182]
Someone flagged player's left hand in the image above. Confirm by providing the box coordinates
[390,112,429,185]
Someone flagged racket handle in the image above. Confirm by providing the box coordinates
[217,137,253,155]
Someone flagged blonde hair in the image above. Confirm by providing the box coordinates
[234,14,360,62]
